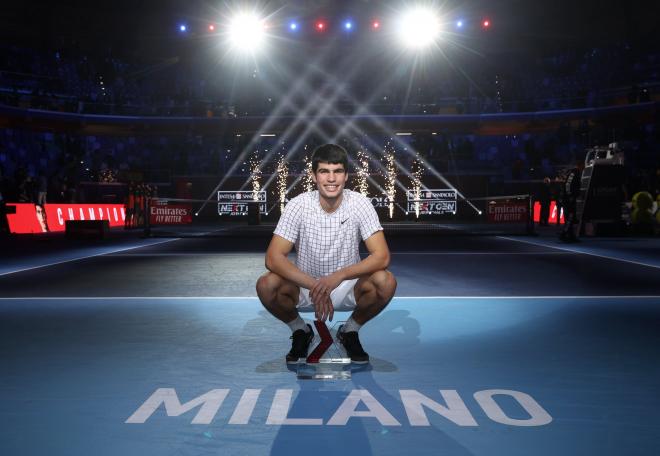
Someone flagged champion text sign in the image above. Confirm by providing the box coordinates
[6,203,125,233]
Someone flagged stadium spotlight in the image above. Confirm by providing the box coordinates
[344,20,353,30]
[208,24,215,32]
[316,20,326,31]
[372,20,380,29]
[456,20,464,28]
[179,24,187,32]
[397,7,441,49]
[228,12,266,52]
[289,21,298,31]
[482,19,491,28]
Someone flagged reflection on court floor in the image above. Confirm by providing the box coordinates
[1,297,658,456]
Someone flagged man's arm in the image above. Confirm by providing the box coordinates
[339,230,390,280]
[265,234,317,290]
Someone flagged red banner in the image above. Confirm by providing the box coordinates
[6,203,126,234]
[149,202,192,225]
[487,200,529,223]
[533,201,565,224]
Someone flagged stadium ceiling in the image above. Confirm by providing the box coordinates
[2,0,654,52]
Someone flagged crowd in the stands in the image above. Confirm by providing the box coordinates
[1,42,657,116]
[0,42,658,207]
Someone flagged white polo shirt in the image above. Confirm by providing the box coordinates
[273,189,383,279]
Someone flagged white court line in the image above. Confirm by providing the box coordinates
[498,236,660,270]
[394,295,660,300]
[390,252,569,255]
[1,295,659,300]
[106,251,570,256]
[105,252,261,257]
[0,238,179,277]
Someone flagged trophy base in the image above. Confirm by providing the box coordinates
[296,320,352,380]
[296,359,352,380]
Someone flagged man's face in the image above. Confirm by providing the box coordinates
[36,205,45,222]
[312,162,348,200]
[35,205,48,232]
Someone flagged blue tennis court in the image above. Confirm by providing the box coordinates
[1,232,659,455]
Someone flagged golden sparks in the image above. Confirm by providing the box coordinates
[249,151,262,201]
[302,152,314,193]
[411,154,423,218]
[383,142,396,219]
[355,149,370,197]
[276,155,289,213]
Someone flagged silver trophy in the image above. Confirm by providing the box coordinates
[296,320,351,380]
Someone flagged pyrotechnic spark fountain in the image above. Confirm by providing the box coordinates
[276,156,289,213]
[383,143,397,219]
[355,149,370,197]
[249,152,262,201]
[411,155,423,218]
[302,153,314,193]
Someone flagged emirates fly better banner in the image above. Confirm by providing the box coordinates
[149,201,192,225]
[487,199,529,223]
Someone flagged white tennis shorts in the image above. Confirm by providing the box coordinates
[297,278,359,312]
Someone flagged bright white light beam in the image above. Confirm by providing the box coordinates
[397,7,441,49]
[228,13,266,52]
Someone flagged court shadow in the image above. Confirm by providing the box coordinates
[363,309,421,348]
[263,310,467,455]
[268,366,475,456]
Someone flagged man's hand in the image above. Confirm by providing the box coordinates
[310,271,344,321]
[313,293,334,322]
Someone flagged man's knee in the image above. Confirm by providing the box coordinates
[256,272,285,305]
[371,270,397,300]
[359,270,396,303]
[256,272,298,307]
[256,272,279,295]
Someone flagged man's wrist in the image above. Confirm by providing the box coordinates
[304,277,318,290]
[336,269,348,282]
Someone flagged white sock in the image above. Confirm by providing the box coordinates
[342,316,362,333]
[286,316,310,333]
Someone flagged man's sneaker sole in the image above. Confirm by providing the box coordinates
[350,358,369,365]
[286,358,305,364]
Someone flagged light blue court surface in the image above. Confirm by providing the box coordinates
[1,297,659,456]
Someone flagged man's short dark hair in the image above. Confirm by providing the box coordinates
[311,144,348,173]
